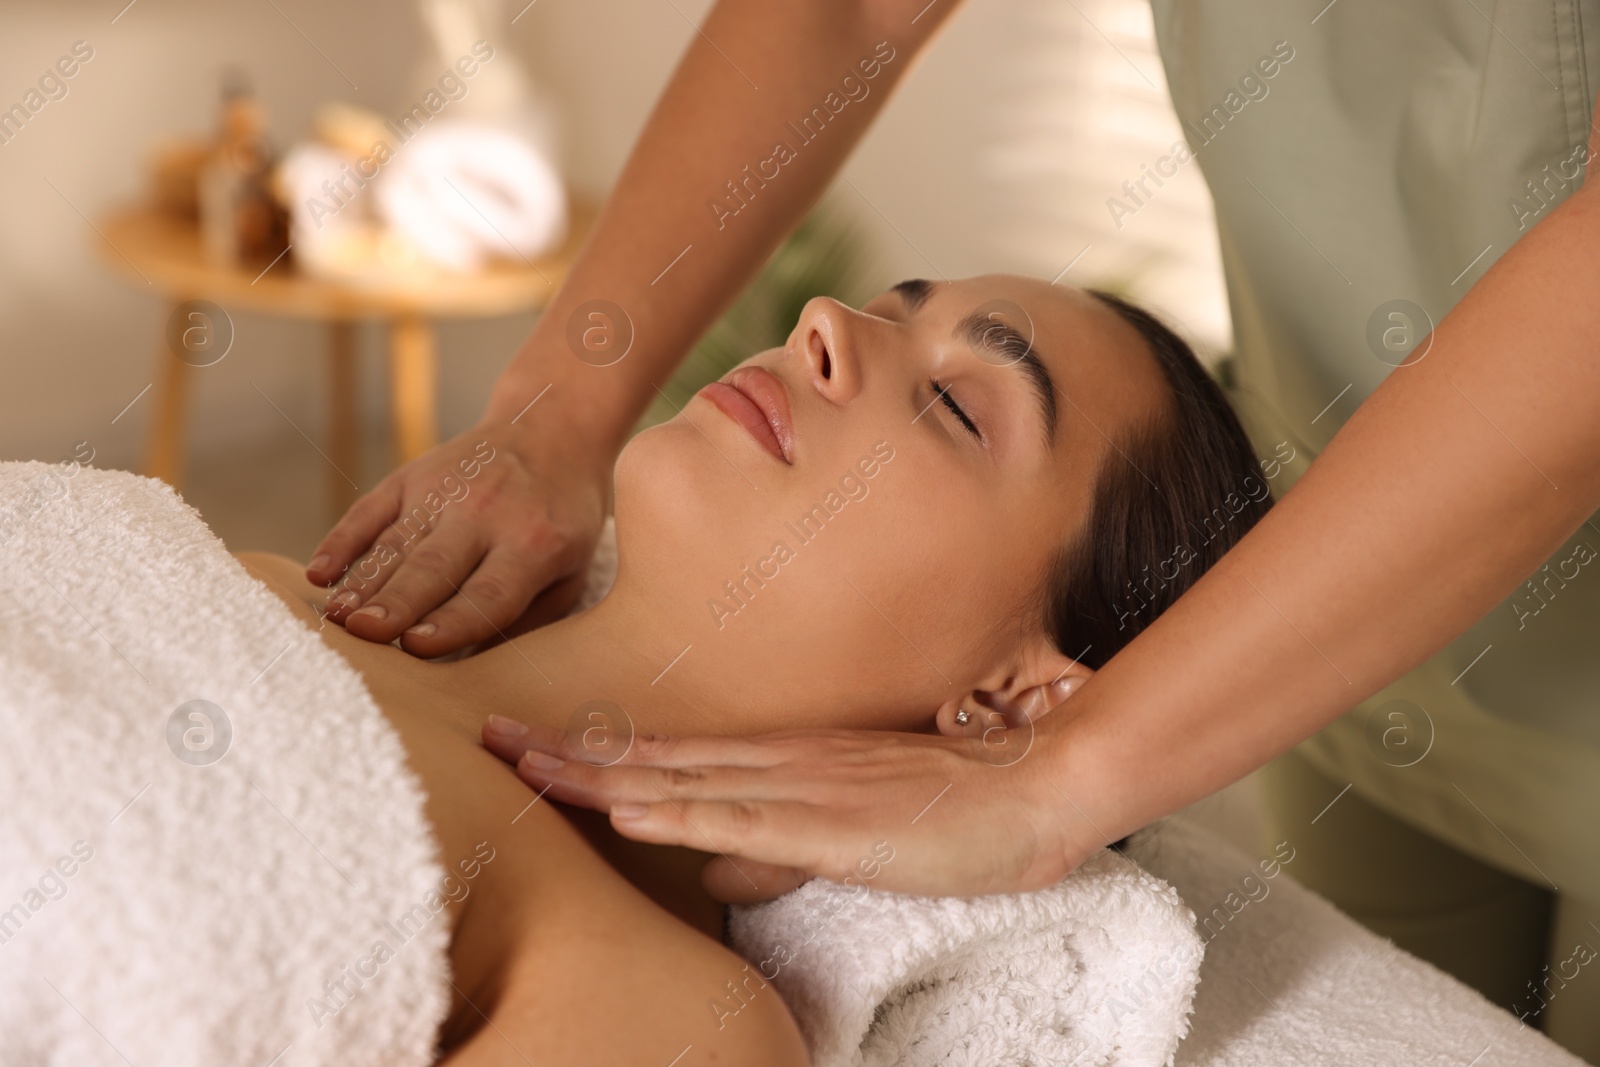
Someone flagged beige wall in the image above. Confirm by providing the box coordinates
[0,0,1225,474]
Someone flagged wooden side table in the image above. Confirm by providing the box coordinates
[95,203,588,517]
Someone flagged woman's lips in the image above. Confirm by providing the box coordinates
[700,366,794,464]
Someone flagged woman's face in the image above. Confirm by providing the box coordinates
[612,274,1168,731]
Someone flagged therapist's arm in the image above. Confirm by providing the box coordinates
[487,172,1600,902]
[308,0,960,654]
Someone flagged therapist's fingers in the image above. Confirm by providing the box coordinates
[321,524,417,623]
[482,715,796,773]
[308,419,610,655]
[401,543,581,654]
[483,717,584,762]
[503,731,954,817]
[492,719,1091,897]
[605,797,878,886]
[341,521,487,644]
[306,479,402,587]
[507,747,812,813]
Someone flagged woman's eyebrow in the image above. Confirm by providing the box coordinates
[954,312,1059,443]
[890,278,934,311]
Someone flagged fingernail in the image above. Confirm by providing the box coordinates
[330,590,360,612]
[406,622,437,638]
[485,714,528,737]
[308,553,331,574]
[611,804,649,820]
[520,750,564,772]
[352,604,387,621]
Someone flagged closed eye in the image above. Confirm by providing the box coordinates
[930,377,981,440]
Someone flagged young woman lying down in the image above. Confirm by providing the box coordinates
[0,275,1268,1066]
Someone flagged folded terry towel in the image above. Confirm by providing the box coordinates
[0,462,451,1067]
[729,847,1203,1067]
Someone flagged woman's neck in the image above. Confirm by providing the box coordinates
[450,586,735,741]
[441,587,736,939]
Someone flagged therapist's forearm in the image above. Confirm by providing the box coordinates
[483,0,956,450]
[1051,181,1600,852]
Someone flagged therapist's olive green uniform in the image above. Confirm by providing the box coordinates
[1147,0,1600,1055]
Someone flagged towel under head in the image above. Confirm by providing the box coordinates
[0,462,451,1067]
[729,845,1203,1067]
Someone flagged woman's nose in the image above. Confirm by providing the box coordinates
[795,297,862,406]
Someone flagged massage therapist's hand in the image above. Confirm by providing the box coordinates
[307,415,609,656]
[482,716,1096,903]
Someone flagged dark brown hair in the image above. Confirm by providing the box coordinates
[1046,291,1272,667]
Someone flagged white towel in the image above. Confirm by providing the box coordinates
[728,847,1203,1067]
[1126,819,1586,1067]
[0,462,451,1067]
[378,120,567,272]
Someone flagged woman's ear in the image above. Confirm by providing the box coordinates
[934,643,1093,739]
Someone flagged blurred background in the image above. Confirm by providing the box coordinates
[0,0,1230,534]
[0,0,1255,844]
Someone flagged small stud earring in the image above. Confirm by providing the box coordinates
[954,709,971,726]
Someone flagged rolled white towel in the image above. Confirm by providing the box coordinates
[729,847,1203,1067]
[378,120,567,272]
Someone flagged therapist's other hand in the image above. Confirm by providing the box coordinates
[307,420,608,655]
[481,715,1090,903]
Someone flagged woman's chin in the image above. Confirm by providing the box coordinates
[613,424,753,592]
[614,423,697,527]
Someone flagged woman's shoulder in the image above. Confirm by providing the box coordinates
[234,550,328,626]
[451,855,811,1066]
